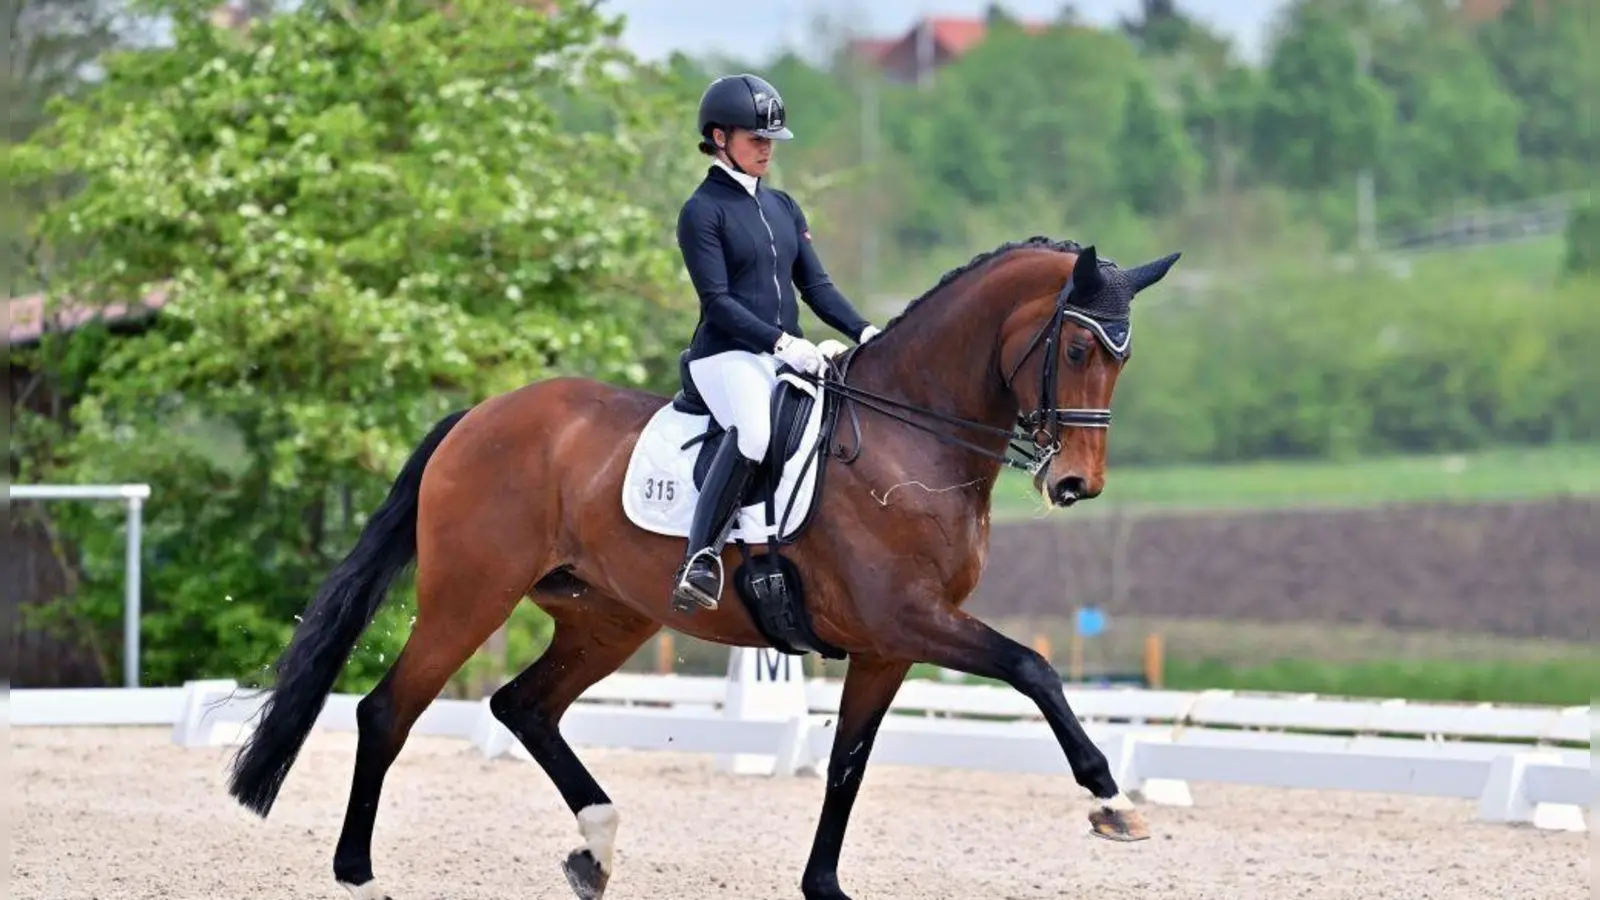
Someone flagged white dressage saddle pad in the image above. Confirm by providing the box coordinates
[621,371,826,545]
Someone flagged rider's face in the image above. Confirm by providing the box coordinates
[718,127,773,178]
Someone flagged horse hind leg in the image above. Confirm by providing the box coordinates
[331,561,534,899]
[488,583,661,900]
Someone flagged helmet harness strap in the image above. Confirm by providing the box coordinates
[713,126,750,176]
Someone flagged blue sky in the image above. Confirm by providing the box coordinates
[599,0,1291,65]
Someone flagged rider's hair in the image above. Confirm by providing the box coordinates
[698,124,722,157]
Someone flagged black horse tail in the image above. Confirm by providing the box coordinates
[226,407,470,818]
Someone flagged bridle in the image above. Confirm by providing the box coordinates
[805,273,1131,477]
[1003,273,1131,470]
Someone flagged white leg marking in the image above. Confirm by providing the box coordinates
[1101,792,1135,812]
[576,803,620,874]
[337,879,388,900]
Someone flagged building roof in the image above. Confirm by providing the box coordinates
[925,16,997,55]
[850,15,1052,67]
[7,287,169,348]
[1458,0,1512,22]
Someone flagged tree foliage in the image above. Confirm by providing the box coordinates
[1564,202,1600,277]
[689,0,1597,465]
[1477,0,1600,196]
[723,0,1592,257]
[7,0,696,687]
[1110,254,1600,465]
[1249,0,1391,195]
[1369,10,1521,222]
[3,0,139,291]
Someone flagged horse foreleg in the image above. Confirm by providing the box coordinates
[799,656,912,900]
[488,598,660,900]
[885,605,1148,842]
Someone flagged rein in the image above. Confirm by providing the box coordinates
[811,366,1061,476]
[801,276,1121,477]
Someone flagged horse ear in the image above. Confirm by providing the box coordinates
[1126,251,1182,293]
[1071,245,1104,296]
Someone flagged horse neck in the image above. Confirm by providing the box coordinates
[846,253,1059,487]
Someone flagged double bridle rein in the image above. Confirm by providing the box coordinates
[804,274,1129,477]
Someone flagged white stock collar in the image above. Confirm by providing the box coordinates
[712,156,759,195]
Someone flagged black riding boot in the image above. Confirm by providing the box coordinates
[672,429,759,612]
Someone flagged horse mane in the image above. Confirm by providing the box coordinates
[875,235,1084,335]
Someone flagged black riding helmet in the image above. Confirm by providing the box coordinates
[697,73,794,149]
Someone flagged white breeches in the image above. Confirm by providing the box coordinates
[688,350,780,462]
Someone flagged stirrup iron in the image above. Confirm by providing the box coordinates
[672,546,725,612]
[670,428,755,613]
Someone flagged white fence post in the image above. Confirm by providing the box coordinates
[717,647,813,776]
[1108,733,1194,807]
[472,698,517,759]
[1476,752,1588,831]
[170,679,245,747]
[8,483,151,687]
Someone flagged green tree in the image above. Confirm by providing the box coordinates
[1107,248,1600,465]
[1477,0,1600,196]
[3,0,140,292]
[5,0,691,688]
[874,17,1196,247]
[1250,0,1392,196]
[1119,0,1232,63]
[1121,1,1257,199]
[1112,74,1203,217]
[1367,0,1522,228]
[1565,201,1600,277]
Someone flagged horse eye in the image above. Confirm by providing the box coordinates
[1066,341,1088,364]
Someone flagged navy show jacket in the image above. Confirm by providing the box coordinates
[676,165,871,361]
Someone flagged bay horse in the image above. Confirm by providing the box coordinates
[224,236,1181,900]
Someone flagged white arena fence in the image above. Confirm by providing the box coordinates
[7,647,1592,833]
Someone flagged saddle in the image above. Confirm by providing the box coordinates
[621,350,849,659]
[673,351,813,523]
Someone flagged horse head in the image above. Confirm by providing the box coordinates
[835,236,1180,510]
[998,244,1181,506]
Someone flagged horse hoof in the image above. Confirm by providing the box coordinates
[1088,805,1151,842]
[338,878,394,900]
[562,848,610,900]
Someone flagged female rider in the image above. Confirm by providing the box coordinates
[671,72,881,613]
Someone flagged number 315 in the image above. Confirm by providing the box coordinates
[644,477,676,502]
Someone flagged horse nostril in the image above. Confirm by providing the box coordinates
[1053,476,1088,504]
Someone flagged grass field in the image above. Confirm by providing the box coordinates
[1160,654,1598,707]
[874,616,1599,706]
[989,443,1600,519]
[1399,231,1571,284]
[896,653,1596,707]
[637,614,1596,707]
